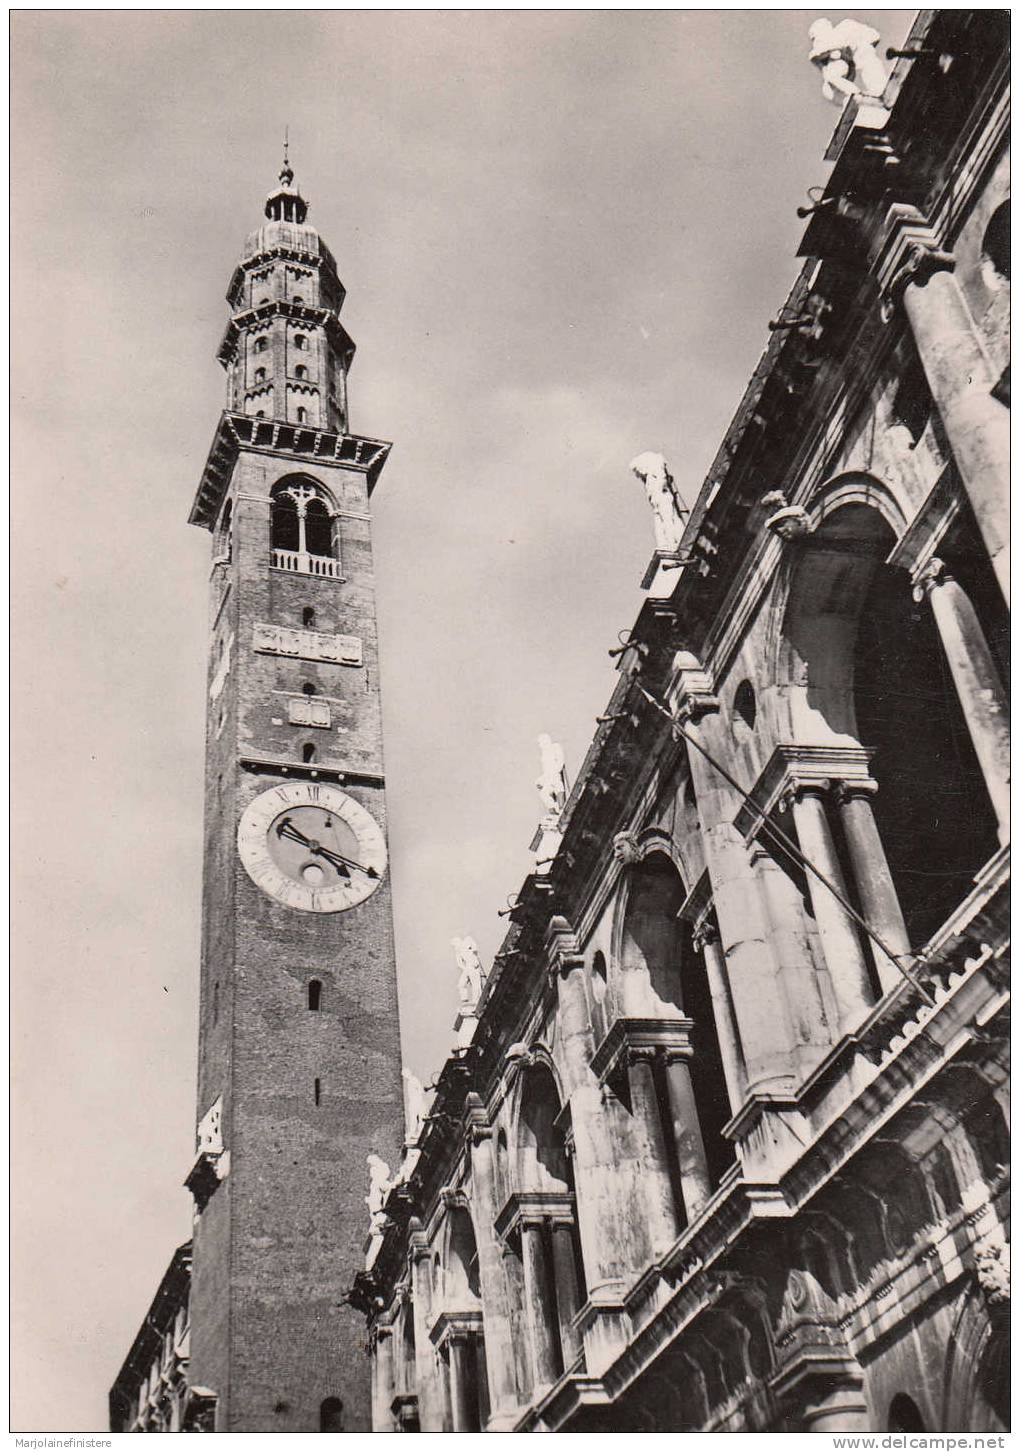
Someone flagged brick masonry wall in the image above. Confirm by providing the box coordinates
[188,448,404,1432]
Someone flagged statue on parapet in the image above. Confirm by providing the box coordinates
[808,19,888,107]
[535,733,569,816]
[452,936,486,1010]
[401,1066,429,1143]
[365,1153,393,1224]
[630,452,688,554]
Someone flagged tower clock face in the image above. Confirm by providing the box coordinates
[237,781,387,912]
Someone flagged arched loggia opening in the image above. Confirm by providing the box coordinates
[436,1207,487,1432]
[513,1066,585,1388]
[781,496,1003,971]
[618,853,735,1205]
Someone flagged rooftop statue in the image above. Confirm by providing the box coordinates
[365,1153,392,1220]
[401,1067,429,1142]
[630,452,688,554]
[808,19,888,107]
[535,733,569,816]
[452,935,485,1009]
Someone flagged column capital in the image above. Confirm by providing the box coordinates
[626,1045,662,1068]
[831,777,879,804]
[462,1091,492,1144]
[692,918,719,952]
[779,777,831,812]
[667,651,720,723]
[911,555,951,602]
[544,914,585,980]
[663,1044,695,1065]
[875,203,956,316]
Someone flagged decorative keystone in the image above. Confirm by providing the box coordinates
[762,491,815,541]
[611,831,642,866]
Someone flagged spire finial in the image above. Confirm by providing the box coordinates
[279,126,294,187]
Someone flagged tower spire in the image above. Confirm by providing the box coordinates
[265,137,306,223]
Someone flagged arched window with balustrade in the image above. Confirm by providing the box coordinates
[269,477,341,579]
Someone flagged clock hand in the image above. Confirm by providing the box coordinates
[275,819,376,879]
[315,844,379,879]
[276,817,313,849]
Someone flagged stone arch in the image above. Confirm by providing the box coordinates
[514,1062,570,1194]
[771,487,1001,947]
[269,473,341,563]
[438,1202,482,1308]
[942,1285,1009,1432]
[888,1393,926,1431]
[613,849,733,1188]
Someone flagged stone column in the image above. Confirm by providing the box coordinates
[913,559,1010,842]
[662,1047,712,1223]
[626,1048,681,1245]
[549,1220,583,1369]
[372,1328,396,1432]
[519,1220,559,1389]
[692,921,745,1110]
[833,781,911,994]
[409,1230,446,1432]
[447,1333,478,1433]
[893,247,1009,604]
[787,785,874,1030]
[464,1106,519,1425]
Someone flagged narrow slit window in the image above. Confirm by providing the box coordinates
[314,1078,321,1106]
[308,979,322,1011]
[302,743,316,763]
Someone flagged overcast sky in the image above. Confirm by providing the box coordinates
[11,7,913,1431]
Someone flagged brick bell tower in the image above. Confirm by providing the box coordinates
[184,153,404,1432]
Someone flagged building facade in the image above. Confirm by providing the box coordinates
[355,12,1010,1434]
[112,159,405,1432]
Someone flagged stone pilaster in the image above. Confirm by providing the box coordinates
[409,1225,446,1432]
[463,1096,520,1428]
[668,654,798,1094]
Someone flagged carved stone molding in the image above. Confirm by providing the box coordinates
[875,203,956,318]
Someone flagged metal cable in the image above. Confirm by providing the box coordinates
[634,681,937,1007]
